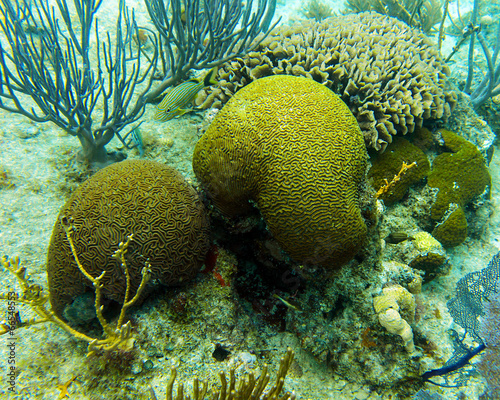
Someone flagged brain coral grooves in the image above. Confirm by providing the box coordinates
[193,75,367,270]
[47,160,210,319]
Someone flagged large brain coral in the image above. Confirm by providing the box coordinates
[193,75,367,270]
[47,160,210,318]
[197,12,457,152]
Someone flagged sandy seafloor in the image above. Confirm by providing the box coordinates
[1,0,499,399]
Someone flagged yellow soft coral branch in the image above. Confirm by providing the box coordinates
[1,217,151,357]
[151,348,296,400]
[375,161,417,199]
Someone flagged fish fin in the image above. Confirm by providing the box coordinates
[187,77,202,84]
[177,107,193,116]
[203,66,218,87]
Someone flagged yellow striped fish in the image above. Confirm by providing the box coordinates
[154,67,218,122]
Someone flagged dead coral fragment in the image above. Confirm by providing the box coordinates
[153,348,296,400]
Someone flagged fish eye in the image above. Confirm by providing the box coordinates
[166,108,171,112]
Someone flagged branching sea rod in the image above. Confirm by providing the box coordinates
[0,0,277,163]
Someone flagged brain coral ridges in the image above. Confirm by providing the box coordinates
[47,160,210,319]
[196,12,457,152]
[193,75,368,271]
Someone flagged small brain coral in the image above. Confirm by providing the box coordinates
[197,12,456,152]
[47,160,210,319]
[193,75,367,270]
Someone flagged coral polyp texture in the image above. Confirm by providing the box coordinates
[196,12,457,152]
[193,75,367,270]
[47,160,210,319]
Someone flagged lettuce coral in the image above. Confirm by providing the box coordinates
[197,12,456,152]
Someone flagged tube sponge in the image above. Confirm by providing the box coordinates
[373,284,416,352]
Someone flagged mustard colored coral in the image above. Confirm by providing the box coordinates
[47,160,210,319]
[193,75,367,270]
[412,231,442,252]
[368,137,430,205]
[428,129,490,247]
[432,206,468,247]
[428,129,491,222]
[374,284,416,352]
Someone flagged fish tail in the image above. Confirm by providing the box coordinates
[203,66,218,87]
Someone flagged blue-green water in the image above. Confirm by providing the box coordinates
[0,0,499,399]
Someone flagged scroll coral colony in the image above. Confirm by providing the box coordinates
[196,12,457,152]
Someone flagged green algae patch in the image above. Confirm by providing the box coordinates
[368,137,430,205]
[432,206,468,248]
[427,129,490,248]
[428,129,491,222]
